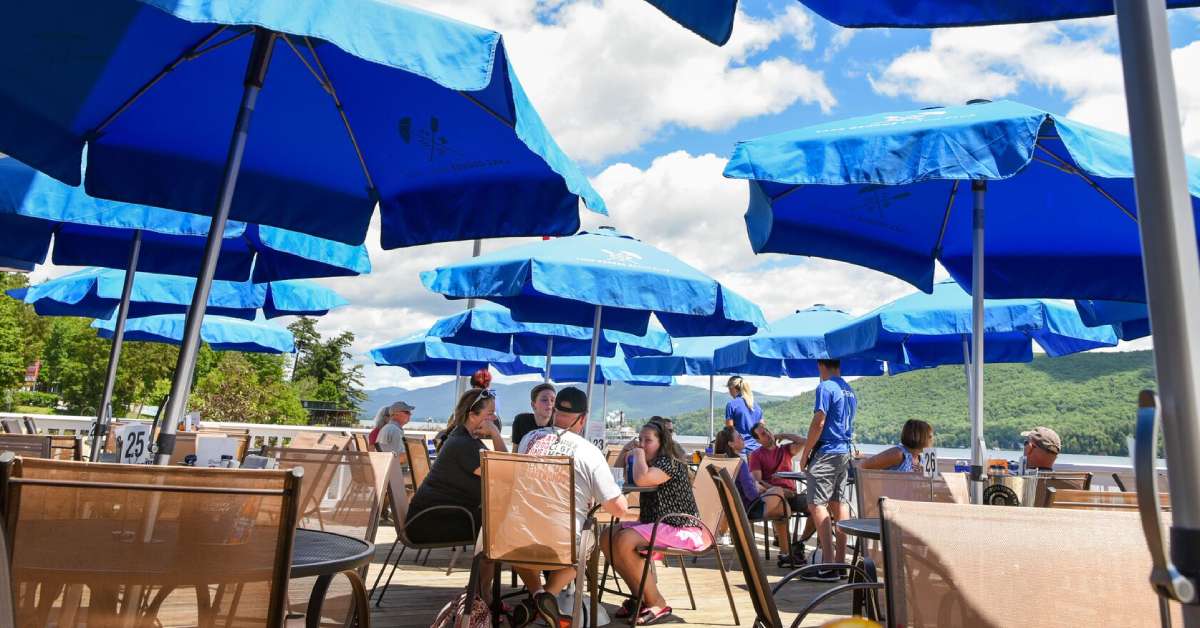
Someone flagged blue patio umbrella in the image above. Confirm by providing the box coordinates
[524,347,673,430]
[0,1,605,466]
[93,314,295,354]
[641,0,739,45]
[427,302,671,384]
[369,334,539,379]
[421,227,765,444]
[626,335,739,441]
[711,306,887,379]
[1076,300,1151,341]
[8,268,347,320]
[823,280,1117,484]
[725,99,1187,498]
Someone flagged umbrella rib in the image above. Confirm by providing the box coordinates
[930,180,960,258]
[1035,143,1137,222]
[298,37,378,198]
[87,26,238,140]
[457,92,516,130]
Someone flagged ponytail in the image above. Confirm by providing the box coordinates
[726,375,756,411]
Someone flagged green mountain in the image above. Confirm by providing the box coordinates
[671,351,1156,457]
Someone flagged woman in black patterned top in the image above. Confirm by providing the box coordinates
[601,421,711,624]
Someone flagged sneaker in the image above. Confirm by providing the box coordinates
[777,553,805,569]
[533,591,569,628]
[800,569,840,583]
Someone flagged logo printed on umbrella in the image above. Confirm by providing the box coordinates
[600,249,642,264]
[398,116,450,161]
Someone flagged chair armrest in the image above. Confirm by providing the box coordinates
[772,556,878,595]
[746,492,792,521]
[789,582,885,628]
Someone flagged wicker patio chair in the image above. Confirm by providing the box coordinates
[880,498,1177,627]
[708,466,882,627]
[0,454,303,627]
[0,435,52,459]
[371,448,479,607]
[1046,487,1171,511]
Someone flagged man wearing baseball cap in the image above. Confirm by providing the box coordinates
[1021,426,1062,471]
[516,386,629,626]
[374,400,414,453]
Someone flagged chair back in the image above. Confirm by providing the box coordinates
[288,431,345,450]
[266,447,392,541]
[0,435,51,459]
[693,456,744,534]
[403,435,432,492]
[880,498,1175,627]
[1112,470,1169,493]
[0,420,23,435]
[169,432,238,466]
[480,450,576,570]
[0,455,302,626]
[855,468,969,519]
[48,435,83,461]
[1030,471,1092,507]
[352,432,370,452]
[1046,487,1171,511]
[707,466,781,628]
[19,417,37,435]
[605,446,621,466]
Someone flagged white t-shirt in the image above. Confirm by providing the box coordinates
[519,427,621,533]
[377,422,406,453]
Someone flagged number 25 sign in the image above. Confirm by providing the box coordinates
[115,423,151,464]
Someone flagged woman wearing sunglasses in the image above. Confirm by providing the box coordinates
[406,387,506,546]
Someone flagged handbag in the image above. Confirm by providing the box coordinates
[430,591,490,628]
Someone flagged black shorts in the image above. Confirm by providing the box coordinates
[405,505,481,545]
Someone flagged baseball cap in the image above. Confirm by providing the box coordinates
[1021,427,1061,454]
[389,401,415,413]
[554,386,588,414]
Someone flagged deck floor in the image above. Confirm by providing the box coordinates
[354,526,856,627]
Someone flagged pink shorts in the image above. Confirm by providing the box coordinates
[620,522,712,558]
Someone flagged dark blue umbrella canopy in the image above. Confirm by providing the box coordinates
[642,0,738,45]
[7,268,347,320]
[0,155,370,282]
[1075,299,1151,341]
[93,313,295,353]
[522,347,674,386]
[0,0,604,247]
[725,100,1200,302]
[369,333,539,378]
[798,0,1200,28]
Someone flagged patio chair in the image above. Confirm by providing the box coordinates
[168,432,240,466]
[402,435,432,494]
[1045,487,1171,511]
[1028,471,1093,507]
[880,498,1177,627]
[854,469,970,520]
[288,431,347,450]
[0,435,52,459]
[708,466,882,627]
[265,447,391,537]
[19,417,38,435]
[0,420,24,435]
[1113,470,1169,493]
[48,435,83,462]
[0,454,303,626]
[352,432,370,452]
[472,450,583,624]
[371,448,477,607]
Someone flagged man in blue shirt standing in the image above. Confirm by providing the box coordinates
[798,359,857,582]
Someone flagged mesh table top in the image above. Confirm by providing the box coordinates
[291,528,374,578]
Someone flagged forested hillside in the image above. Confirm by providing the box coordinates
[672,351,1155,456]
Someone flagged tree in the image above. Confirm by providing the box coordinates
[189,352,307,425]
[288,317,365,412]
[0,273,50,391]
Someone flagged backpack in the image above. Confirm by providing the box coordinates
[431,591,491,628]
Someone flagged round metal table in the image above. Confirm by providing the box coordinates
[836,518,880,541]
[292,529,374,628]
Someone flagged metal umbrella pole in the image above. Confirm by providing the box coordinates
[584,305,603,446]
[1115,1,1200,616]
[603,378,608,425]
[543,337,554,383]
[969,180,986,504]
[456,238,483,397]
[90,230,142,461]
[708,373,715,444]
[155,30,275,465]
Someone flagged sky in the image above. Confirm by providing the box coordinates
[34,0,1198,396]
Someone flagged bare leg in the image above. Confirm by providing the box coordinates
[831,500,849,563]
[808,502,833,563]
[544,567,576,596]
[515,568,543,595]
[764,497,791,554]
[601,529,668,608]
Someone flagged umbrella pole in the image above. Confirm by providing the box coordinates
[1115,1,1200,607]
[969,181,986,503]
[456,239,483,395]
[584,305,603,446]
[708,373,715,445]
[603,379,608,425]
[91,230,142,461]
[544,337,554,383]
[155,30,276,465]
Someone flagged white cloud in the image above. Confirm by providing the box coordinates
[398,0,836,162]
[869,19,1200,154]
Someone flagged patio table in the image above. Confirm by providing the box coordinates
[292,528,374,628]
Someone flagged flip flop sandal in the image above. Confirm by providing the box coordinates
[509,598,537,627]
[534,591,570,628]
[613,599,639,619]
[635,606,672,625]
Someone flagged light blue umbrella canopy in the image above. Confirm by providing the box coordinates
[93,314,295,354]
[711,306,886,378]
[8,268,347,320]
[724,100,1200,303]
[0,0,603,247]
[369,334,539,378]
[0,155,370,282]
[824,280,1119,371]
[427,302,671,358]
[421,228,766,337]
[522,347,674,387]
[627,336,736,376]
[1075,300,1150,341]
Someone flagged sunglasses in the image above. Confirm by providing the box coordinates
[470,388,496,410]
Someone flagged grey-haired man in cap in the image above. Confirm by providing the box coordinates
[1022,426,1062,471]
[376,401,414,453]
